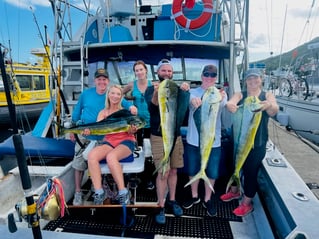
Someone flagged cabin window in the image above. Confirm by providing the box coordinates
[87,58,220,86]
[16,75,46,91]
[17,75,32,90]
[33,75,46,90]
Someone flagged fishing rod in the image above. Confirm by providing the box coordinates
[9,135,43,239]
[0,44,19,134]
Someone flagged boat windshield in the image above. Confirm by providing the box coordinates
[87,58,220,87]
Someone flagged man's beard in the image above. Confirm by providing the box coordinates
[158,75,172,82]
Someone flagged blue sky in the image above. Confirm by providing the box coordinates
[1,1,54,63]
[0,0,87,64]
[1,0,318,64]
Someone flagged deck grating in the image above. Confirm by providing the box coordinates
[44,173,241,238]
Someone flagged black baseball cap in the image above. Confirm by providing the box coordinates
[94,68,109,78]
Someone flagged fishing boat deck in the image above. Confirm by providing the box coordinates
[40,173,266,239]
[0,121,318,238]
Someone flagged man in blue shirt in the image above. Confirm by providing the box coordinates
[71,68,137,205]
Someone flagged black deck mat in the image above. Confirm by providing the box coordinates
[45,173,242,238]
[44,213,234,239]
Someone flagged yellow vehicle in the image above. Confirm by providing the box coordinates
[0,46,52,124]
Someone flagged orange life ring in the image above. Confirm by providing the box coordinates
[172,0,213,30]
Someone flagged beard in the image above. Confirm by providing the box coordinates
[158,75,172,82]
[158,75,165,82]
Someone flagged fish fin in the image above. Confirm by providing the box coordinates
[184,171,215,193]
[176,88,190,131]
[184,177,196,188]
[106,109,132,119]
[203,175,215,193]
[153,165,160,175]
[225,174,240,193]
[153,157,169,176]
[193,106,201,135]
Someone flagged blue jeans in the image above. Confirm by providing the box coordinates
[102,140,135,152]
[186,143,221,179]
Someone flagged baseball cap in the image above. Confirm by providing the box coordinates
[157,59,172,70]
[245,68,261,79]
[94,68,109,78]
[202,65,217,74]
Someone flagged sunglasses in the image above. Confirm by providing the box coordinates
[203,72,217,78]
[160,59,170,64]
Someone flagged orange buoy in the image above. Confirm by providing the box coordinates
[172,0,213,30]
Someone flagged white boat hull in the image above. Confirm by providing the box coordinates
[276,96,319,145]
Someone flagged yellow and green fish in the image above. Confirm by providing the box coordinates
[157,79,189,174]
[61,109,146,136]
[225,96,262,193]
[184,86,221,191]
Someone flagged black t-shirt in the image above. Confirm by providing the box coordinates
[144,85,162,136]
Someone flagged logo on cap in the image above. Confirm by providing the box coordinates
[95,68,109,78]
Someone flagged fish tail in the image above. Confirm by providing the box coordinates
[184,171,215,193]
[225,174,240,193]
[202,174,215,193]
[153,156,169,175]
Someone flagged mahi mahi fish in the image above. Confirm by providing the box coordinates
[62,109,146,135]
[184,86,222,192]
[225,96,262,193]
[156,79,189,175]
[157,79,178,174]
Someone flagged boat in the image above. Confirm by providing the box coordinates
[0,0,319,238]
[269,42,319,145]
[0,45,52,126]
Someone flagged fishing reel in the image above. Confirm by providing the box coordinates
[11,178,64,230]
[14,195,41,222]
[7,195,41,233]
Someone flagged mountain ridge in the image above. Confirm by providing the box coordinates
[251,36,319,74]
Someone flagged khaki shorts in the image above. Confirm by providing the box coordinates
[150,134,184,171]
[71,136,90,171]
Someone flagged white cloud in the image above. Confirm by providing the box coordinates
[4,0,30,9]
[5,0,51,9]
[248,0,319,61]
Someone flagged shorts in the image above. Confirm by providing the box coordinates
[72,136,90,171]
[151,134,184,170]
[101,140,135,152]
[186,143,221,179]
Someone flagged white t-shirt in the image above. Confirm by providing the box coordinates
[186,86,227,147]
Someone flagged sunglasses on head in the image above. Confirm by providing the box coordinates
[157,59,171,70]
[160,59,170,64]
[203,72,217,78]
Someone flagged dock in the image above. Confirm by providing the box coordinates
[269,119,319,199]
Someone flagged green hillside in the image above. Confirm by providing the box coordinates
[251,36,319,74]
